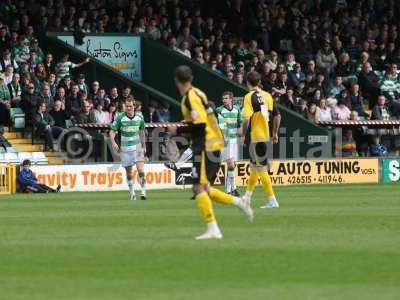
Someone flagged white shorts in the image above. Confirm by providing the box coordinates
[222,142,239,161]
[120,148,145,168]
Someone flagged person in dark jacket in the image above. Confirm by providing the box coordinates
[33,102,63,150]
[18,159,61,193]
[20,82,39,126]
[371,95,391,120]
[144,101,161,123]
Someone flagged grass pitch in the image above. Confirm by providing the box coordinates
[1,184,400,300]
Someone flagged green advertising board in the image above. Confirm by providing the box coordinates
[382,159,400,183]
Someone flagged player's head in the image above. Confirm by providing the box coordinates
[246,71,261,89]
[174,65,193,95]
[222,91,233,107]
[125,97,135,115]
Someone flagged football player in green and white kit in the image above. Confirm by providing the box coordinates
[215,91,242,197]
[110,97,147,201]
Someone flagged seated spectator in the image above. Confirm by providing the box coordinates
[370,135,388,157]
[281,87,298,111]
[145,101,161,123]
[308,103,317,122]
[18,159,61,193]
[93,102,108,124]
[177,41,191,58]
[33,102,63,151]
[315,42,337,78]
[335,52,357,84]
[379,64,400,100]
[49,99,68,128]
[296,98,308,119]
[121,86,132,102]
[76,100,96,124]
[11,36,30,63]
[90,81,100,101]
[0,74,11,126]
[0,49,19,72]
[328,76,345,98]
[43,53,55,75]
[288,63,305,86]
[315,98,332,123]
[7,73,21,106]
[38,82,53,110]
[341,129,358,157]
[47,73,57,97]
[349,83,368,117]
[105,102,117,124]
[371,95,391,120]
[109,87,120,104]
[332,99,351,120]
[158,102,171,122]
[3,65,14,85]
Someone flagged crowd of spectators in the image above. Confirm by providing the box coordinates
[1,0,400,155]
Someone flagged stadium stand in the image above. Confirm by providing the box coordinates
[0,0,400,164]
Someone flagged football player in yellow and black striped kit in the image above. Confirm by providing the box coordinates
[241,71,281,208]
[169,65,253,240]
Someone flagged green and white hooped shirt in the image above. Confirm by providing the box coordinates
[111,113,145,152]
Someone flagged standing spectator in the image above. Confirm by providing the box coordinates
[341,129,358,157]
[49,99,68,128]
[47,73,57,97]
[55,53,89,82]
[43,53,55,75]
[358,62,381,108]
[65,84,81,117]
[77,73,89,94]
[20,82,39,125]
[33,102,63,151]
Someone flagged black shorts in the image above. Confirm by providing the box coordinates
[249,142,270,166]
[192,150,221,185]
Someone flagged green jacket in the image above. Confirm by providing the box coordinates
[0,84,11,102]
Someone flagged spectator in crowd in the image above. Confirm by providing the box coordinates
[76,100,96,124]
[0,49,18,72]
[349,84,368,117]
[358,62,381,108]
[296,98,308,119]
[43,53,55,75]
[49,99,68,128]
[315,98,332,123]
[33,102,63,151]
[328,75,345,98]
[18,159,61,193]
[315,42,337,78]
[0,74,11,126]
[7,72,21,106]
[93,102,108,124]
[158,102,171,123]
[121,86,131,102]
[308,103,317,122]
[145,101,161,123]
[3,65,14,85]
[55,53,89,82]
[105,102,117,124]
[38,82,53,110]
[77,73,89,94]
[109,87,119,104]
[89,81,100,100]
[370,135,388,157]
[12,36,30,63]
[341,129,358,157]
[333,99,351,121]
[371,95,391,120]
[65,84,81,117]
[20,82,39,125]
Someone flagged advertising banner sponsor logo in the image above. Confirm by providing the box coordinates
[232,159,379,186]
[58,35,142,81]
[31,164,174,192]
[382,159,400,183]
